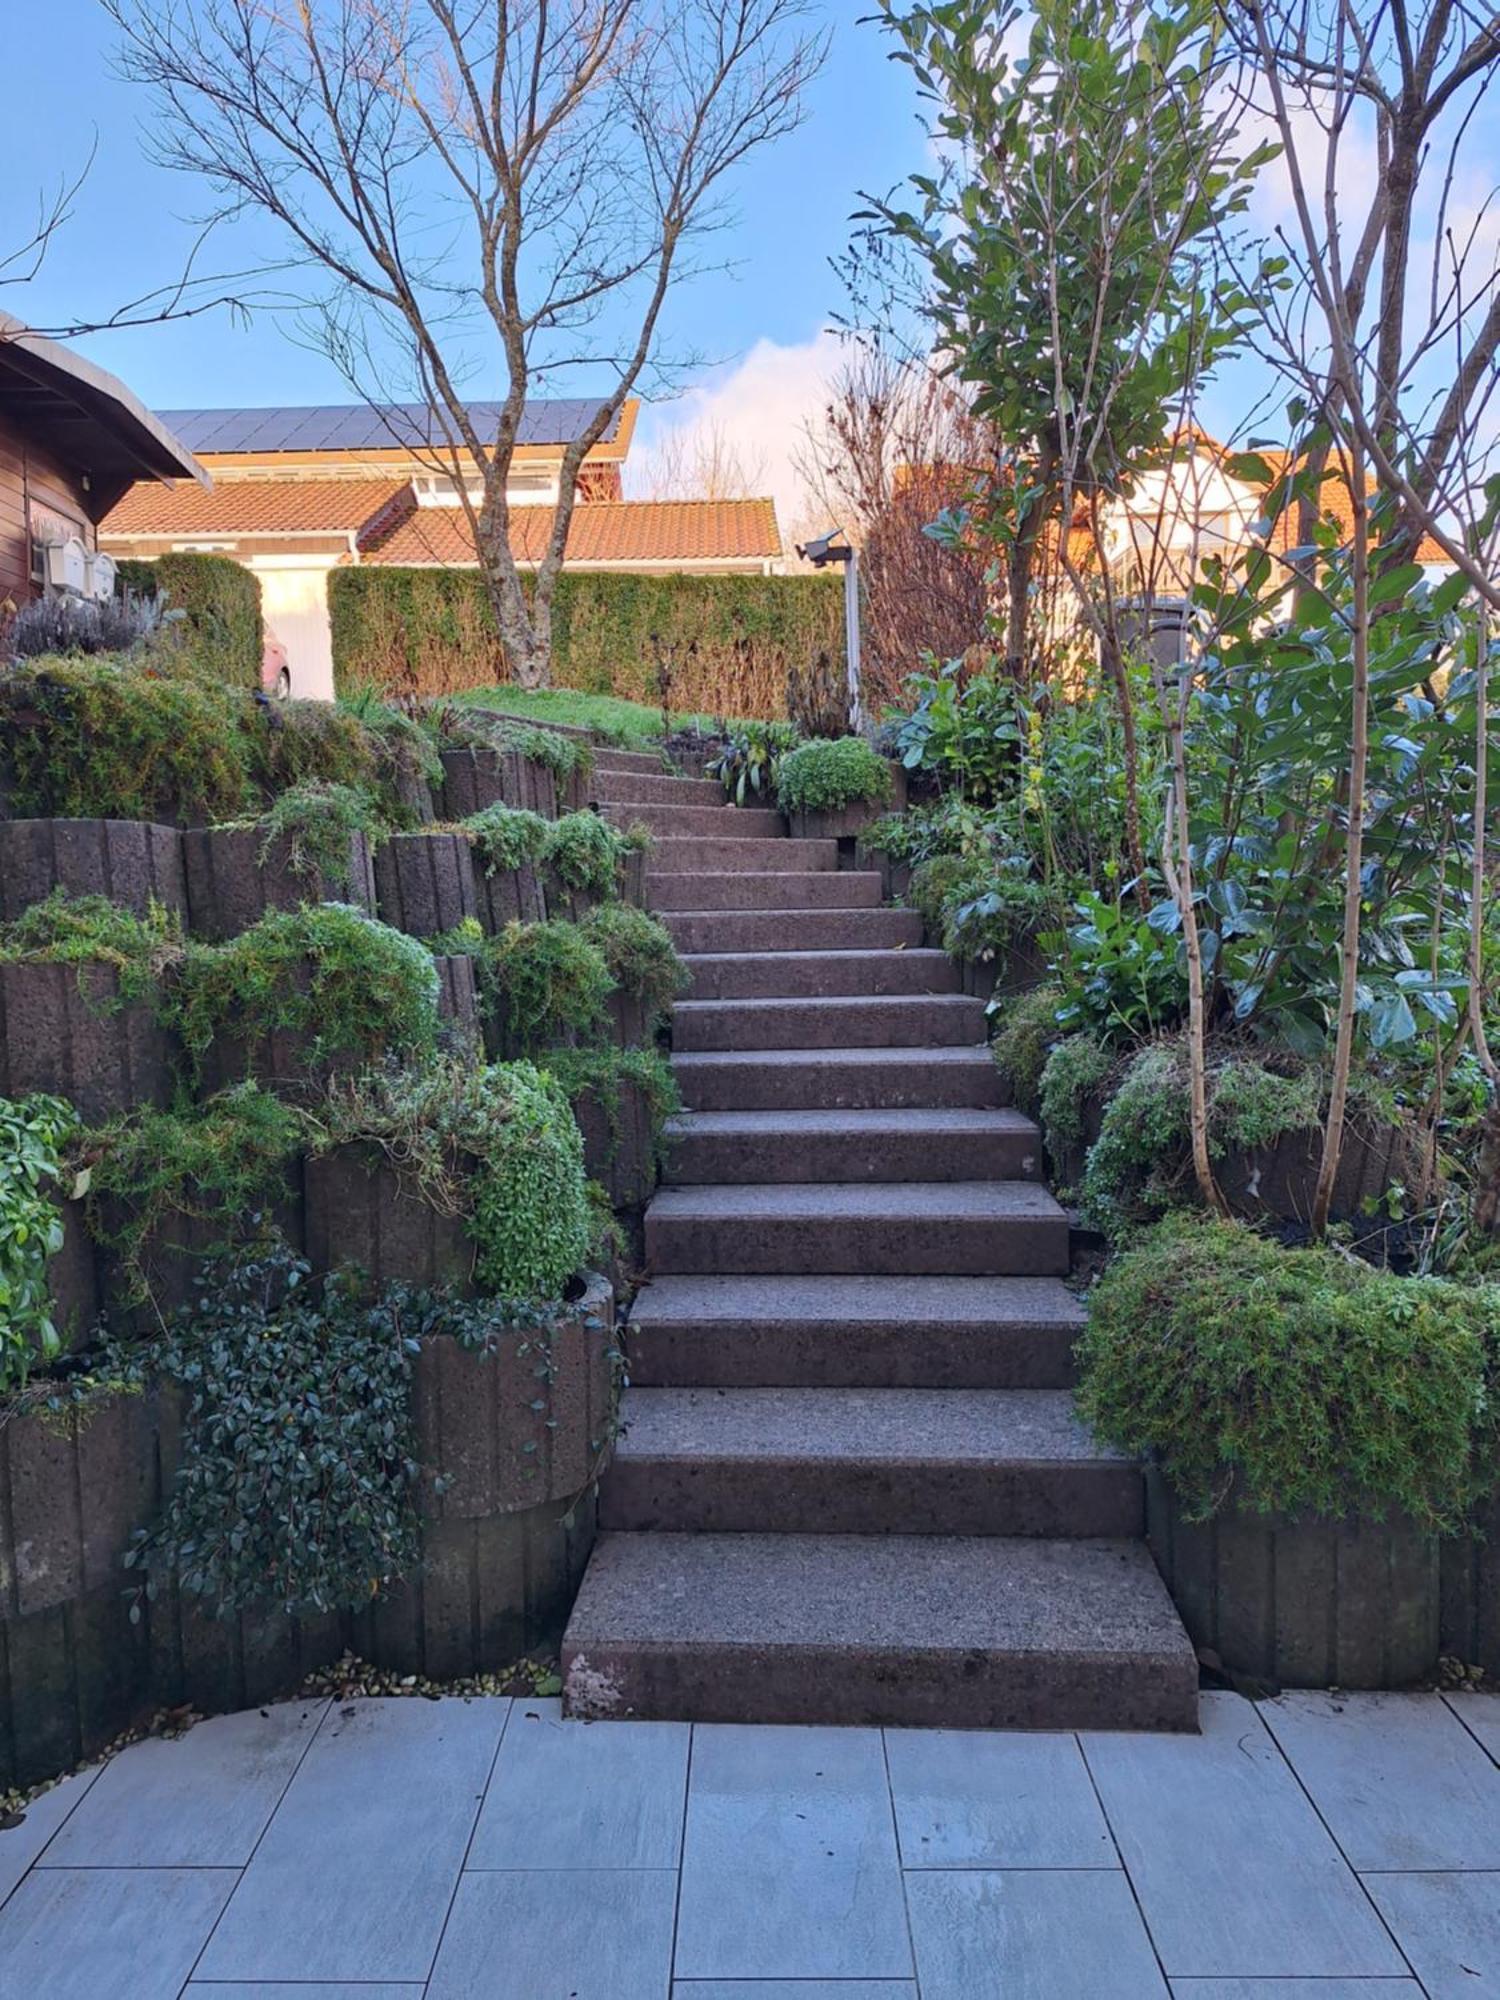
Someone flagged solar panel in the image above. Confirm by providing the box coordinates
[154,397,623,454]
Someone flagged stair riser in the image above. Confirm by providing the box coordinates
[665,910,923,953]
[649,837,837,873]
[673,1055,1009,1112]
[591,750,671,775]
[601,1459,1141,1539]
[594,773,724,805]
[604,804,784,839]
[645,1212,1069,1276]
[684,951,959,1000]
[663,1125,1040,1183]
[673,997,988,1052]
[626,1319,1076,1389]
[558,1643,1199,1732]
[647,872,883,911]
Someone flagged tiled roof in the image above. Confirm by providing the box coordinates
[359,498,783,566]
[154,399,629,454]
[102,478,409,538]
[1258,451,1449,566]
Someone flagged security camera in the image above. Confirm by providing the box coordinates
[797,528,852,567]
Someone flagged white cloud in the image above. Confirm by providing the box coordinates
[627,329,845,535]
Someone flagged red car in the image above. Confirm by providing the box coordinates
[261,629,291,699]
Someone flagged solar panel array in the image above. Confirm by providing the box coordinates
[156,399,620,454]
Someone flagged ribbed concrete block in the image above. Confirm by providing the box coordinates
[571,1080,660,1209]
[561,1531,1200,1730]
[592,772,723,807]
[662,1108,1041,1184]
[184,825,376,939]
[0,818,187,922]
[663,909,923,954]
[672,1045,1009,1112]
[603,803,782,839]
[646,870,883,911]
[644,1180,1069,1277]
[625,1273,1084,1390]
[683,947,959,1001]
[438,746,558,821]
[433,952,481,1056]
[0,962,175,1123]
[304,1142,476,1292]
[475,860,546,932]
[94,1172,306,1334]
[672,993,989,1052]
[648,836,836,873]
[374,831,480,938]
[602,1387,1141,1538]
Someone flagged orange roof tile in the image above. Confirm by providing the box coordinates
[102,478,409,538]
[359,498,782,566]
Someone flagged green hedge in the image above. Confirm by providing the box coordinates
[327,567,843,719]
[116,552,264,690]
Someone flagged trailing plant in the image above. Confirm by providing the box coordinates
[229,781,386,890]
[481,920,615,1053]
[166,903,441,1080]
[0,655,259,823]
[427,916,486,956]
[1076,1213,1500,1530]
[538,1043,682,1167]
[254,698,382,798]
[578,903,689,1022]
[315,1057,593,1299]
[989,985,1063,1121]
[775,735,891,814]
[707,719,801,804]
[0,891,182,1002]
[1038,1032,1112,1163]
[540,811,631,898]
[464,803,550,875]
[82,1084,305,1305]
[429,703,592,783]
[0,1093,81,1390]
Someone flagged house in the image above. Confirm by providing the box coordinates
[0,313,205,618]
[100,400,785,698]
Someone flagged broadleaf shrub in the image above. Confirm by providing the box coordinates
[776,736,892,814]
[0,1092,80,1389]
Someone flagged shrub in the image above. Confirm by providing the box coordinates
[0,891,182,1002]
[0,655,260,823]
[990,986,1064,1121]
[465,804,551,875]
[0,1092,80,1389]
[1054,891,1188,1043]
[255,698,381,796]
[579,903,689,1022]
[775,735,891,814]
[10,593,167,660]
[167,903,441,1079]
[541,811,630,899]
[1038,1032,1112,1164]
[83,1084,305,1305]
[317,1057,593,1299]
[115,552,263,690]
[1076,1214,1500,1530]
[229,780,387,891]
[481,920,614,1053]
[708,719,801,804]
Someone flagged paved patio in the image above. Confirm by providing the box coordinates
[1,1687,1497,1997]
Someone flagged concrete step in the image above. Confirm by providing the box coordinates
[683,948,959,1001]
[664,909,923,954]
[604,803,785,840]
[593,772,725,806]
[673,1045,1008,1112]
[672,993,989,1052]
[647,871,884,911]
[591,747,670,774]
[602,1387,1139,1538]
[649,836,835,874]
[625,1272,1084,1389]
[644,1180,1069,1276]
[662,1107,1041,1183]
[561,1531,1200,1730]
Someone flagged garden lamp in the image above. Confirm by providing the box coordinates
[797,528,863,731]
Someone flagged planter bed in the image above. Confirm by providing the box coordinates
[438,747,557,822]
[568,1081,659,1209]
[92,1171,308,1335]
[184,825,377,939]
[476,859,546,932]
[373,830,479,938]
[0,962,175,1123]
[304,1142,476,1292]
[0,818,188,923]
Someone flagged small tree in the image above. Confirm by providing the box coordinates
[109,0,823,689]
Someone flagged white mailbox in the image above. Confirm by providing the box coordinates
[43,536,89,596]
[84,549,117,602]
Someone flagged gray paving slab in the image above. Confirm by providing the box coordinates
[905,1868,1168,1998]
[184,1988,424,1997]
[1365,1872,1500,1998]
[1170,1984,1425,1996]
[674,1723,913,1982]
[0,1766,97,1907]
[884,1727,1116,1868]
[194,1696,506,1985]
[427,1867,677,1999]
[673,1987,917,1997]
[41,1699,328,1868]
[1449,1690,1500,1764]
[1263,1691,1500,1871]
[0,1865,235,1999]
[1082,1694,1408,1979]
[469,1697,689,1869]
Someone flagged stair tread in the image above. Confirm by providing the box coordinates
[565,1530,1194,1662]
[617,1386,1126,1465]
[673,1044,997,1070]
[674,993,983,1018]
[648,1179,1064,1222]
[665,1106,1036,1140]
[630,1271,1085,1328]
[682,948,951,969]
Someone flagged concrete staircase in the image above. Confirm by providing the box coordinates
[563,750,1198,1730]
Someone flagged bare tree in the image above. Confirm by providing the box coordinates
[635,418,769,501]
[108,0,823,688]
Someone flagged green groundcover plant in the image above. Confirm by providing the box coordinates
[775,735,892,814]
[578,903,688,1021]
[0,891,182,1002]
[0,1093,80,1390]
[464,803,551,875]
[538,1044,682,1166]
[224,780,387,891]
[482,919,615,1053]
[1077,1214,1500,1530]
[541,811,631,898]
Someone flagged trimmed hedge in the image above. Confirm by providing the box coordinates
[116,552,264,690]
[328,567,843,718]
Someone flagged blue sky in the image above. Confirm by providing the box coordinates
[3,0,929,516]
